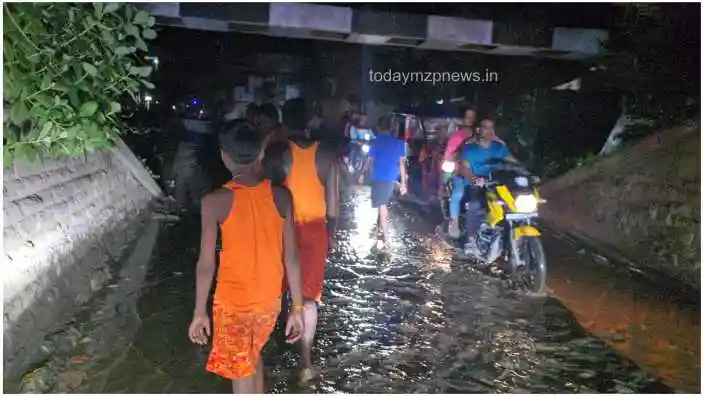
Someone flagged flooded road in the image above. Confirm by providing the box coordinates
[543,230,700,393]
[9,185,696,393]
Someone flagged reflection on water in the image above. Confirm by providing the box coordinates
[17,184,692,393]
[544,232,700,393]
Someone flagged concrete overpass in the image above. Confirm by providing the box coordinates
[138,3,609,61]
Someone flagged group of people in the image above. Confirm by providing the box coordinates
[187,97,408,393]
[438,108,519,253]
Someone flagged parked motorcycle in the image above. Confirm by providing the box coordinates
[439,158,547,294]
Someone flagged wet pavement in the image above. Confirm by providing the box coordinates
[7,184,699,393]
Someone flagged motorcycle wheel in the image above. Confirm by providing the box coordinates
[511,236,547,295]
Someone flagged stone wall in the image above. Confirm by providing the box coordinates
[539,120,701,290]
[3,142,159,377]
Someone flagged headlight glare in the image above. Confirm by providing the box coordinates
[515,194,538,213]
[441,161,456,173]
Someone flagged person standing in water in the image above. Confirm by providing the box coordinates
[264,97,340,382]
[362,115,408,251]
[188,120,305,393]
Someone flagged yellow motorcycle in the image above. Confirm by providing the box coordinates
[468,159,547,294]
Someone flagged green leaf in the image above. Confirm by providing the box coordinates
[53,82,69,92]
[4,146,14,168]
[66,126,80,139]
[114,46,134,56]
[104,3,119,14]
[16,144,39,163]
[142,28,157,40]
[40,73,53,90]
[108,101,122,114]
[10,101,29,125]
[38,121,54,139]
[79,101,99,117]
[93,2,104,16]
[134,10,149,26]
[141,80,155,89]
[82,63,98,77]
[101,30,115,45]
[147,16,156,27]
[27,53,41,64]
[125,24,139,37]
[68,90,81,108]
[137,66,152,77]
[135,38,148,52]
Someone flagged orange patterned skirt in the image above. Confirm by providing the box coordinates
[206,298,281,380]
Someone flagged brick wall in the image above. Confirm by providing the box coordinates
[3,147,155,377]
[540,120,701,290]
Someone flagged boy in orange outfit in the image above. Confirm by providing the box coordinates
[264,98,340,382]
[188,119,305,393]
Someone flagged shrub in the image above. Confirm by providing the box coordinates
[3,2,156,166]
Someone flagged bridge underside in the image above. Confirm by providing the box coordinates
[139,3,609,61]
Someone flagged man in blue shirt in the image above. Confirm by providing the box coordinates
[457,118,517,253]
[364,115,407,251]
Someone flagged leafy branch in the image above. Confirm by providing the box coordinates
[2,2,157,166]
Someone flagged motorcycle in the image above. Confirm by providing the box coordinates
[439,159,458,221]
[440,158,548,294]
[348,132,373,182]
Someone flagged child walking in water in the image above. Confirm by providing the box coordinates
[188,119,305,394]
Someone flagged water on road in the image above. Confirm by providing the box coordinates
[9,185,696,393]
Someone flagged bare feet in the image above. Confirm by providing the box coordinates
[298,367,315,384]
[375,239,391,253]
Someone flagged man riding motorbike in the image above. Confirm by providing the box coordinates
[457,118,519,254]
[348,113,375,172]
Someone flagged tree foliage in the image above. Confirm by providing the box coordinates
[597,4,699,138]
[3,2,157,166]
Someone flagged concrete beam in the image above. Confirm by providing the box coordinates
[140,2,609,61]
[553,27,609,55]
[269,3,352,33]
[427,16,493,45]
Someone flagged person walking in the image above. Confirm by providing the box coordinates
[363,115,408,251]
[263,98,340,383]
[188,120,305,393]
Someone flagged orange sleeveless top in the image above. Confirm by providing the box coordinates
[283,141,326,222]
[215,180,285,309]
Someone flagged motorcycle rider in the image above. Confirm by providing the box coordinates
[458,118,518,254]
[348,112,375,171]
[445,108,477,238]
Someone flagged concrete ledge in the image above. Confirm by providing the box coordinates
[112,137,163,198]
[3,140,160,379]
[3,207,153,378]
[539,120,701,290]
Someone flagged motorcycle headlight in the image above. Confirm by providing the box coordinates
[441,161,456,173]
[362,144,370,153]
[514,194,538,213]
